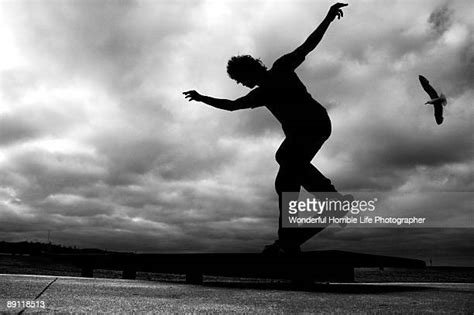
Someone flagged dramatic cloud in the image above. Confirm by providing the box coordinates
[0,0,472,265]
[429,4,454,35]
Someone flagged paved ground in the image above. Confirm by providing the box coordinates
[1,274,473,313]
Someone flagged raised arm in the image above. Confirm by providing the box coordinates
[294,3,348,58]
[183,90,260,111]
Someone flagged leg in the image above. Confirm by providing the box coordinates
[275,163,306,248]
[274,136,330,249]
[276,133,337,196]
[301,163,337,193]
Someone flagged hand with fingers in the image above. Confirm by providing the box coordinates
[183,90,204,102]
[327,3,348,22]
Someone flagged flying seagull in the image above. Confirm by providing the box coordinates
[419,75,447,125]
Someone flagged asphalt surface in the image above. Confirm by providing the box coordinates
[1,274,473,313]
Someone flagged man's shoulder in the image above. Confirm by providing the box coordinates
[271,50,305,72]
[271,56,289,72]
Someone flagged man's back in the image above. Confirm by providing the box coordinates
[242,51,329,135]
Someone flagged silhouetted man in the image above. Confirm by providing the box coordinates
[184,3,350,255]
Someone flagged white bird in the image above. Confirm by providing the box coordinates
[419,75,447,125]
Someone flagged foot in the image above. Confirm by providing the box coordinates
[262,240,301,256]
[322,192,354,202]
[342,193,354,202]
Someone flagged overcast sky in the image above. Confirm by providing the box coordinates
[0,0,472,266]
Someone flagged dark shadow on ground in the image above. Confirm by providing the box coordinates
[150,276,432,293]
[203,281,434,294]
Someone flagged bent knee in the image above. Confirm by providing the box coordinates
[275,147,298,165]
[275,149,285,165]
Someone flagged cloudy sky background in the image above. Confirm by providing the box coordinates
[0,0,472,265]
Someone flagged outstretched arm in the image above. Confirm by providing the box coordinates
[183,90,258,111]
[294,3,348,57]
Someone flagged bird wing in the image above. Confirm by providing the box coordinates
[419,75,439,99]
[434,103,444,125]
